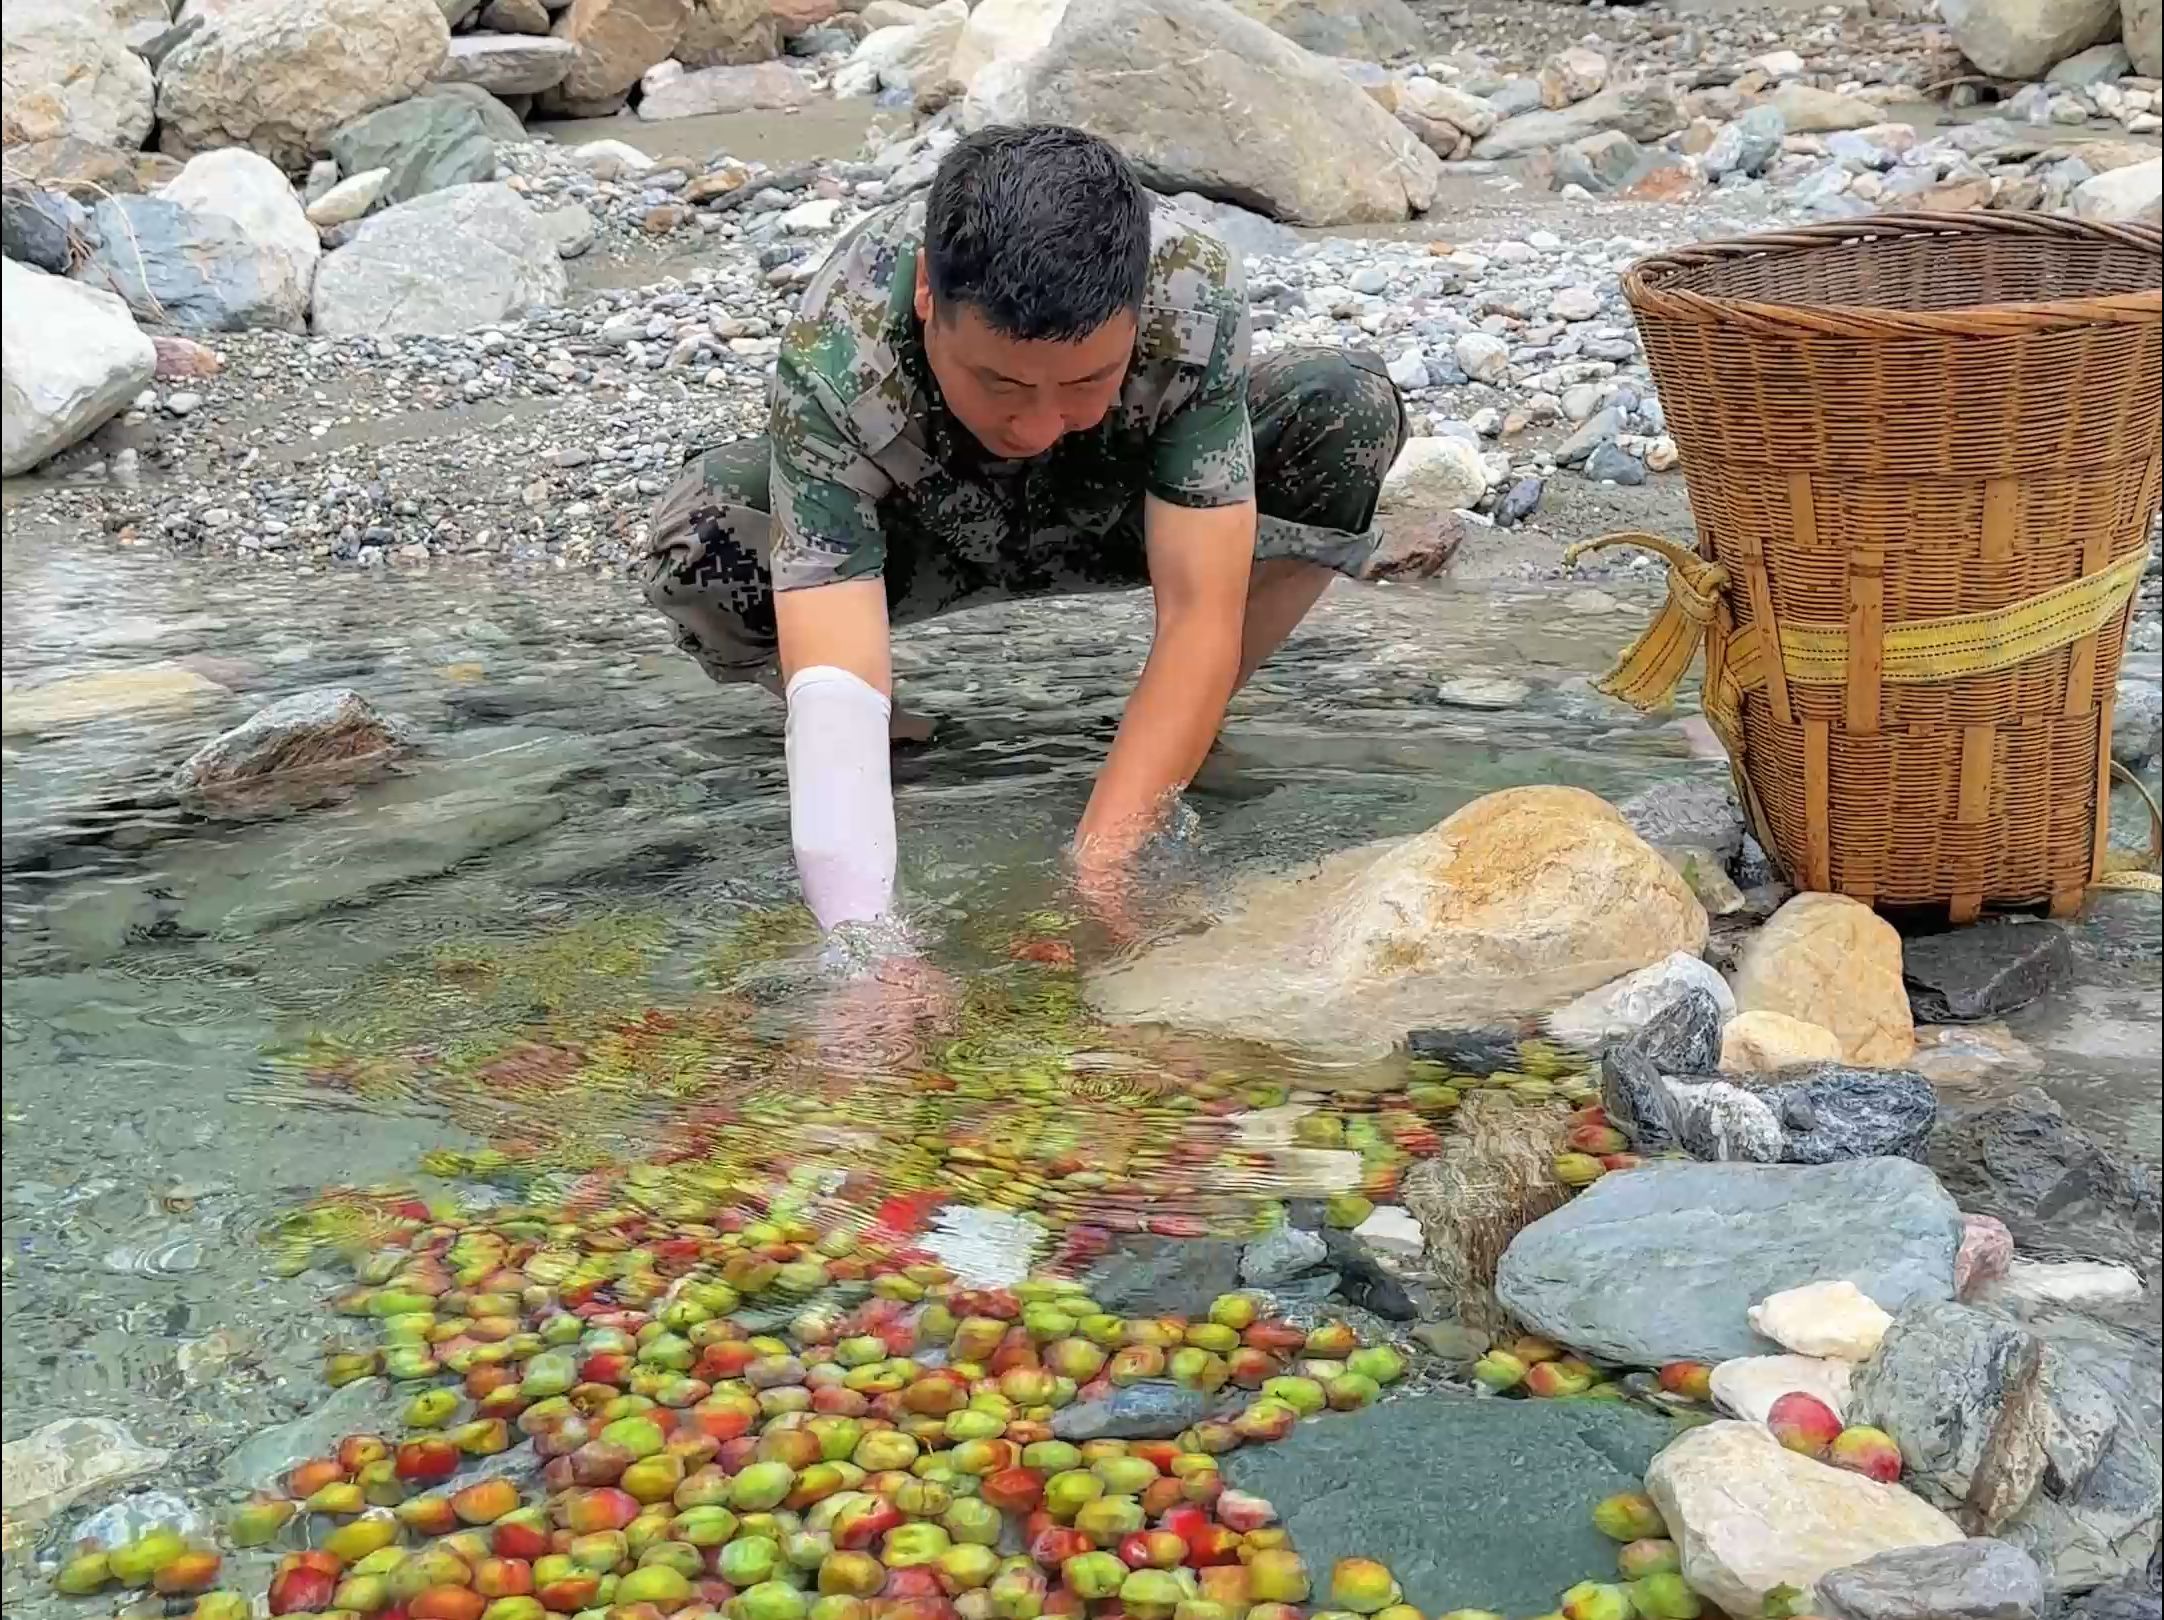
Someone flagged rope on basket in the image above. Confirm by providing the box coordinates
[1564,531,2163,899]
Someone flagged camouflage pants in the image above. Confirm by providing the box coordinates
[641,345,1406,683]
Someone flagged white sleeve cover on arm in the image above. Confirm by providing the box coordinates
[785,665,897,933]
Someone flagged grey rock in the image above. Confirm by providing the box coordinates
[1582,440,1646,485]
[328,94,497,208]
[2,185,73,274]
[220,1378,407,1487]
[76,196,299,332]
[1599,988,1727,1155]
[1553,129,1641,193]
[1554,406,1621,467]
[2113,676,2162,767]
[1049,1380,1209,1440]
[1492,474,1543,527]
[1702,102,1785,179]
[1496,1156,1963,1365]
[2048,41,2133,86]
[1318,1229,1419,1320]
[1241,1224,1329,1285]
[1851,1301,2161,1591]
[1602,1041,1675,1151]
[1163,191,1303,262]
[1222,1394,1682,1615]
[1085,1236,1243,1315]
[1927,1089,2161,1273]
[1473,79,1686,160]
[1818,1537,2046,1620]
[1404,1024,1522,1075]
[1662,1075,1786,1161]
[311,182,569,338]
[1751,1063,1939,1164]
[172,687,411,795]
[416,80,528,143]
[1904,920,2075,1023]
[1620,778,1746,866]
[434,32,578,94]
[1625,983,1726,1075]
[2060,1562,2163,1619]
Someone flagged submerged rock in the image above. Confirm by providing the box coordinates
[172,687,412,797]
[1646,1420,1964,1616]
[1089,785,1707,1055]
[1495,1156,1962,1365]
[1049,1380,1208,1441]
[1928,1090,2161,1273]
[1816,1536,2046,1620]
[1240,1225,1328,1286]
[1225,1394,1679,1616]
[1084,1237,1243,1316]
[1902,920,2074,1023]
[0,1417,171,1535]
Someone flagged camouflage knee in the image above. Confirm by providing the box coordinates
[641,439,781,684]
[1248,347,1409,535]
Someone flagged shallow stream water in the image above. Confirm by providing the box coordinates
[2,532,2158,1604]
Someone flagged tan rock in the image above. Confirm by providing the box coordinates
[1720,1009,1845,1074]
[637,56,811,114]
[1769,81,1886,132]
[1,0,156,149]
[3,664,231,736]
[1399,75,1497,137]
[481,0,553,30]
[1088,785,1708,1053]
[769,0,839,31]
[1731,892,1915,1066]
[545,0,693,105]
[857,0,924,29]
[3,136,176,195]
[1219,0,1425,62]
[1645,1420,1964,1615]
[155,0,450,167]
[1537,44,1607,108]
[675,0,782,57]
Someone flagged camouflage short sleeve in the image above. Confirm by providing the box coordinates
[768,333,896,592]
[1143,225,1255,511]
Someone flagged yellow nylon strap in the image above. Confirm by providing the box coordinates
[1559,532,1728,711]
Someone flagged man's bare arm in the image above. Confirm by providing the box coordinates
[775,577,893,691]
[1074,494,1257,869]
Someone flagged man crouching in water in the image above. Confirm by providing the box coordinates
[641,123,1409,961]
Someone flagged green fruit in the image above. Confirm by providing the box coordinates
[1589,1492,1664,1543]
[738,1581,811,1620]
[55,1553,111,1595]
[613,1565,693,1607]
[1625,1573,1701,1620]
[108,1529,188,1587]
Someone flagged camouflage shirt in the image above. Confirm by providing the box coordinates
[767,195,1255,593]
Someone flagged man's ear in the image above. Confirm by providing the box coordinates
[913,253,933,324]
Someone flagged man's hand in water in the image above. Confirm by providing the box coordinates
[812,948,958,1068]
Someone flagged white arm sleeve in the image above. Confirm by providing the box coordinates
[785,665,897,933]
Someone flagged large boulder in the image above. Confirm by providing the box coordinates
[949,0,1065,88]
[1472,78,1684,159]
[542,0,692,108]
[157,149,319,322]
[673,0,782,65]
[74,192,310,332]
[1221,0,1423,61]
[156,0,450,168]
[1087,785,1708,1053]
[1494,1156,1963,1365]
[1,0,156,149]
[309,182,568,337]
[1011,0,1444,225]
[1731,892,1916,1066]
[1850,1301,2162,1592]
[328,96,498,208]
[1645,1421,1965,1617]
[2129,0,2162,75]
[638,58,815,115]
[1942,0,2122,78]
[1,260,156,478]
[434,33,580,94]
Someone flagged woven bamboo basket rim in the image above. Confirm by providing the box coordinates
[1624,210,2164,341]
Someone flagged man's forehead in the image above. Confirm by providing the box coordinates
[948,308,1136,385]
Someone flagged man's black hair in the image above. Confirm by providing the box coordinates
[921,124,1152,343]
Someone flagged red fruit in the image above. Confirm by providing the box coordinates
[1184,1526,1242,1568]
[1116,1532,1186,1570]
[1828,1424,1903,1484]
[535,1575,601,1613]
[1240,1324,1306,1354]
[1768,1392,1844,1459]
[559,1487,640,1533]
[1656,1362,1713,1402]
[339,1436,391,1473]
[269,1558,339,1616]
[1028,1526,1092,1571]
[492,1512,554,1561]
[1565,1122,1629,1156]
[288,1457,348,1498]
[581,1352,633,1387]
[410,1585,488,1620]
[882,1567,946,1601]
[452,1479,522,1526]
[396,1439,461,1483]
[980,1468,1044,1515]
[1600,1153,1646,1171]
[473,1559,534,1598]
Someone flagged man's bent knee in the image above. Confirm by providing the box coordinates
[1249,347,1408,537]
[641,443,782,684]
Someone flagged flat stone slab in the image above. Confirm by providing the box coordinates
[1222,1394,1683,1615]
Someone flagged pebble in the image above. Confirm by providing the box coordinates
[1438,675,1531,709]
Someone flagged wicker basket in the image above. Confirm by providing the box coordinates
[1574,211,2163,922]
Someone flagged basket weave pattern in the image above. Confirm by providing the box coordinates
[1621,212,2162,919]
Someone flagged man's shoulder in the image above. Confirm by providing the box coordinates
[775,198,922,442]
[1135,199,1243,372]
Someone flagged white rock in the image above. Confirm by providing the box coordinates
[2073,156,2163,222]
[1752,48,1806,78]
[1454,330,1510,384]
[310,182,569,338]
[949,0,1067,90]
[1710,1354,1855,1424]
[434,32,580,95]
[1719,1008,1845,1073]
[1646,1420,1964,1616]
[778,196,843,233]
[1385,347,1429,390]
[155,0,451,169]
[1399,75,1497,137]
[1548,950,1736,1049]
[1549,285,1602,321]
[1438,675,1531,710]
[0,0,156,149]
[159,148,321,324]
[305,168,392,227]
[2,261,158,478]
[1352,1205,1424,1262]
[1747,1280,1895,1362]
[567,138,656,173]
[0,1418,173,1536]
[1978,1258,2146,1311]
[1379,435,1488,515]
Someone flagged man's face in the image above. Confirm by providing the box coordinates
[916,260,1134,462]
